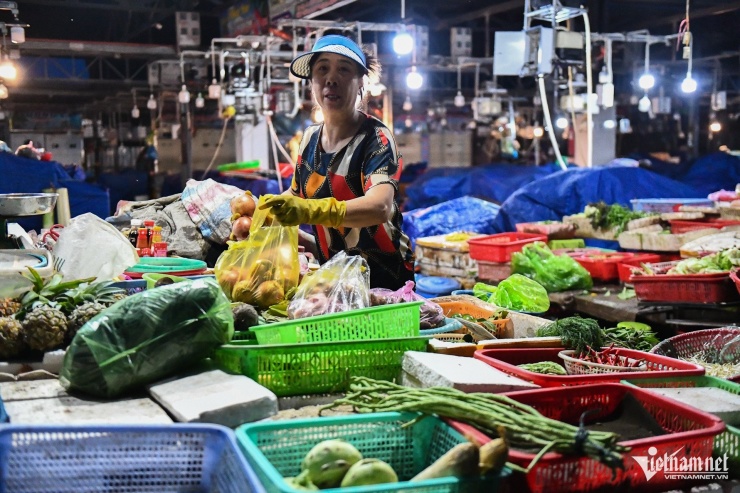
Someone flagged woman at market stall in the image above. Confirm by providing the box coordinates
[260,34,415,290]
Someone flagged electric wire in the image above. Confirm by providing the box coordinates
[201,115,232,177]
[537,75,567,171]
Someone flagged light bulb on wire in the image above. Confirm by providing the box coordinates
[393,31,414,56]
[147,94,157,110]
[178,85,190,104]
[402,96,413,112]
[709,121,721,133]
[555,116,569,130]
[195,93,205,108]
[406,67,423,90]
[638,95,652,113]
[0,59,17,80]
[681,75,697,94]
[131,105,140,119]
[454,91,465,108]
[638,73,655,91]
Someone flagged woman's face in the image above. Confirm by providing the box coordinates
[310,53,363,118]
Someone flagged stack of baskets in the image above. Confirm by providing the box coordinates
[213,303,428,396]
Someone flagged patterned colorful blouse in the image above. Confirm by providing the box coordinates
[290,114,415,289]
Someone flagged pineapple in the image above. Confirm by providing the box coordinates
[67,301,107,339]
[0,316,24,359]
[22,305,68,352]
[0,298,20,317]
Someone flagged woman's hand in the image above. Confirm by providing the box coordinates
[260,195,346,228]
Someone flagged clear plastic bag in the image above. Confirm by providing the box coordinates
[473,275,550,313]
[288,251,370,319]
[214,196,299,309]
[59,278,233,398]
[369,281,445,329]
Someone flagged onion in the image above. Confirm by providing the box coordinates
[232,215,252,240]
[231,193,256,217]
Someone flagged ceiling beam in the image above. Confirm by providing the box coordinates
[434,0,522,30]
[20,38,177,58]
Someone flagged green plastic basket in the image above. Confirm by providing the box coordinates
[236,411,506,493]
[249,303,422,345]
[622,375,740,477]
[214,337,428,397]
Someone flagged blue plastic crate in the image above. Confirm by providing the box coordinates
[0,424,265,493]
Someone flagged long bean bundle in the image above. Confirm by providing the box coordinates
[321,377,629,472]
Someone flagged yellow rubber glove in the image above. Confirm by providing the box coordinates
[260,194,346,228]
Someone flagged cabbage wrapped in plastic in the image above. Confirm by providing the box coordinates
[474,274,550,313]
[60,278,234,398]
[511,242,593,292]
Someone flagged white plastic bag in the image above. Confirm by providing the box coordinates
[54,213,139,281]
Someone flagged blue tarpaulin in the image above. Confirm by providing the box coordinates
[0,153,109,231]
[403,163,562,211]
[403,196,501,248]
[491,165,703,232]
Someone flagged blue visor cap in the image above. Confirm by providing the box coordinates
[290,35,367,80]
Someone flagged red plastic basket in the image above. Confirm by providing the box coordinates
[474,347,705,387]
[733,269,740,296]
[629,271,739,304]
[669,218,740,234]
[573,252,635,282]
[467,233,547,263]
[476,260,511,282]
[449,383,725,493]
[616,254,662,283]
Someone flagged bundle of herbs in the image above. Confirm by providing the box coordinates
[602,322,659,352]
[536,316,603,356]
[583,202,652,235]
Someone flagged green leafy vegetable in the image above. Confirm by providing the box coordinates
[617,287,636,300]
[511,242,593,292]
[536,316,603,356]
[602,322,659,352]
[667,248,740,275]
[583,202,653,235]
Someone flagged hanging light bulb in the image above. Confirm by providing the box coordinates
[147,94,157,110]
[709,121,721,133]
[638,95,652,112]
[454,91,465,108]
[555,116,569,130]
[638,73,655,91]
[603,119,617,130]
[195,93,205,108]
[369,82,386,97]
[0,59,17,80]
[402,96,413,112]
[131,105,140,119]
[404,117,413,128]
[406,66,423,90]
[10,26,25,44]
[393,30,414,56]
[178,85,190,104]
[681,75,697,93]
[0,84,8,99]
[533,126,544,138]
[208,79,221,99]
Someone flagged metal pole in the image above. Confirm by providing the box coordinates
[180,103,192,187]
